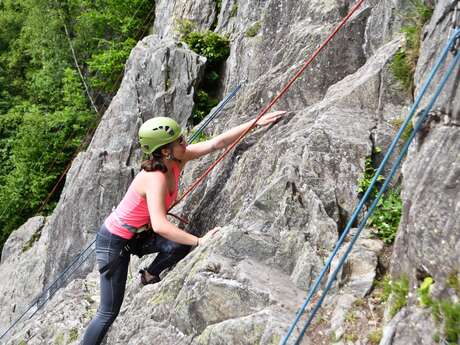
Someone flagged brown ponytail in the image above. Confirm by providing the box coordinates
[141,148,168,172]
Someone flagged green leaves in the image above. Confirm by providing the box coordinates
[391,0,433,93]
[417,275,460,344]
[357,151,402,244]
[368,189,402,244]
[378,275,409,317]
[417,276,434,307]
[88,38,137,91]
[175,20,230,125]
[191,90,219,125]
[182,31,230,65]
[0,0,153,248]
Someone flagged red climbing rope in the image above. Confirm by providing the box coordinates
[170,0,367,210]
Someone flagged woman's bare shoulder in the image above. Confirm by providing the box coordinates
[133,170,167,196]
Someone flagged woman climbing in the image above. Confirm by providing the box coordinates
[82,111,286,345]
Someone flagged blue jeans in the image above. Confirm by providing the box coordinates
[82,224,190,345]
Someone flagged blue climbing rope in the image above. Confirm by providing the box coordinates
[0,82,243,341]
[282,27,460,345]
[188,82,245,144]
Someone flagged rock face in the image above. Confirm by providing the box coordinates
[0,216,47,331]
[41,36,206,287]
[384,1,460,343]
[1,0,459,344]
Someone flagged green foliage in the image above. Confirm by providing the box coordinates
[447,272,460,297]
[434,301,460,344]
[389,276,409,316]
[417,275,460,344]
[0,110,23,183]
[245,21,261,37]
[175,18,197,38]
[0,100,94,239]
[191,90,219,125]
[417,276,434,307]
[357,156,384,198]
[391,0,433,92]
[367,329,383,345]
[357,151,402,244]
[378,275,409,317]
[406,0,433,26]
[87,38,137,91]
[176,20,230,125]
[391,49,413,92]
[182,31,230,64]
[368,189,402,244]
[379,275,393,302]
[389,117,414,143]
[0,0,153,248]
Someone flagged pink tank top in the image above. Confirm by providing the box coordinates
[104,163,181,239]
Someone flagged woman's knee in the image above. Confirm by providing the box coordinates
[169,243,191,256]
[95,308,120,327]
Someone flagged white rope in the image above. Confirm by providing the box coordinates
[61,15,100,115]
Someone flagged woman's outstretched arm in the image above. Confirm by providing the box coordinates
[182,110,287,162]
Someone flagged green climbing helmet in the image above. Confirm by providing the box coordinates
[138,117,183,154]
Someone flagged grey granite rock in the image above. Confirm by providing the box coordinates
[1,0,458,344]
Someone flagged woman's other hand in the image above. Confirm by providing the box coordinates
[198,226,221,245]
[256,110,287,127]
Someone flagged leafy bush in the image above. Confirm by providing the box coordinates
[357,151,402,244]
[391,0,433,93]
[417,276,460,344]
[379,275,409,317]
[433,302,460,344]
[182,31,230,64]
[88,38,137,91]
[0,0,153,248]
[176,20,230,125]
[191,90,219,125]
[368,189,402,244]
[417,276,434,307]
[357,156,384,198]
[175,18,196,38]
[391,49,413,92]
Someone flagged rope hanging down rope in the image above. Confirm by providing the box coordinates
[0,83,243,341]
[282,27,460,345]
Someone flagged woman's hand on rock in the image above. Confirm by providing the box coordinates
[198,226,221,245]
[255,110,287,126]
